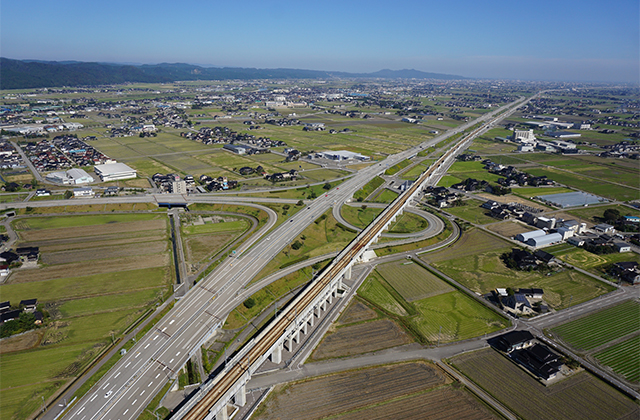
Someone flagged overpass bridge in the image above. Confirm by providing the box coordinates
[171,113,507,420]
[59,95,533,420]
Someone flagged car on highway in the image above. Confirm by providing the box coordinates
[105,391,112,398]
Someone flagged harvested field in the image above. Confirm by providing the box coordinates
[423,228,509,263]
[376,260,453,302]
[40,241,167,265]
[0,330,42,354]
[486,220,537,238]
[8,254,169,283]
[16,219,166,242]
[337,299,378,325]
[253,362,448,420]
[334,387,499,420]
[2,267,169,304]
[451,348,639,420]
[311,319,412,360]
[24,232,166,253]
[184,232,238,265]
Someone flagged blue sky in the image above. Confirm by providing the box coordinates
[2,0,638,82]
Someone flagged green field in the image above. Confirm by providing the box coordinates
[340,205,427,233]
[371,188,399,203]
[376,260,453,302]
[0,212,171,420]
[423,229,615,309]
[595,335,640,383]
[358,264,507,344]
[182,219,249,235]
[551,300,640,351]
[555,247,640,277]
[451,348,639,420]
[399,163,429,180]
[409,291,508,342]
[443,199,496,224]
[13,213,160,230]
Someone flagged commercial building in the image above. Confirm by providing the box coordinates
[45,168,94,185]
[536,191,607,208]
[73,187,94,197]
[316,150,369,161]
[94,162,137,182]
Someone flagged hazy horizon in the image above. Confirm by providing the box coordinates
[2,0,638,84]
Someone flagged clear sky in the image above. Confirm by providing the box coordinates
[2,0,638,83]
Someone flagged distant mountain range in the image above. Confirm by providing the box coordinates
[0,58,467,90]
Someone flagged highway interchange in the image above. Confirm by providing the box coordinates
[3,95,548,420]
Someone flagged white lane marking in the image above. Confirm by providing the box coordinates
[162,327,167,332]
[123,409,129,415]
[176,351,180,356]
[78,407,85,415]
[90,395,97,402]
[155,373,160,379]
[169,320,175,325]
[144,343,150,349]
[128,388,139,399]
[102,383,110,390]
[132,399,137,406]
[153,335,158,341]
[80,417,86,420]
[169,358,174,363]
[135,353,141,358]
[148,382,153,387]
[115,372,121,378]
[125,362,131,368]
[140,390,145,396]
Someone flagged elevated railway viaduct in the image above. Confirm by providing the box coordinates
[172,111,510,420]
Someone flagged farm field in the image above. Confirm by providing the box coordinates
[311,318,412,360]
[0,213,172,420]
[554,247,640,277]
[451,348,639,420]
[526,167,639,202]
[376,260,453,302]
[486,220,537,237]
[180,215,251,274]
[336,298,378,325]
[422,229,615,309]
[444,199,496,225]
[550,300,640,352]
[445,161,503,184]
[252,362,456,420]
[332,386,499,420]
[358,263,508,344]
[595,335,640,383]
[566,203,640,222]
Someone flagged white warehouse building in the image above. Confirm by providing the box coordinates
[45,168,94,185]
[94,162,137,182]
[515,230,547,243]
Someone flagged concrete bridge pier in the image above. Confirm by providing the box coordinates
[286,336,294,352]
[344,265,352,280]
[302,320,308,334]
[309,311,316,327]
[234,384,246,407]
[215,407,228,420]
[271,343,282,364]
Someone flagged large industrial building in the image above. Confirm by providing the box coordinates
[94,162,137,182]
[315,150,369,161]
[45,168,94,185]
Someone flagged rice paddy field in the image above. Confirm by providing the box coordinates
[550,299,640,385]
[422,229,615,309]
[357,261,508,344]
[451,348,639,420]
[0,213,173,420]
[252,361,500,420]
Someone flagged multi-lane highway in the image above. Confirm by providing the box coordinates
[59,95,532,420]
